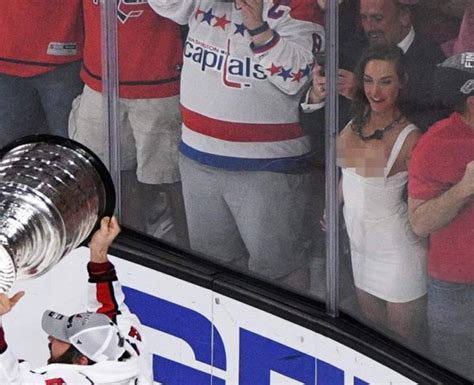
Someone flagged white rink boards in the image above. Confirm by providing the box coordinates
[5,247,414,385]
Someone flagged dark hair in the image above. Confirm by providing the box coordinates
[48,344,95,365]
[434,67,473,113]
[369,0,413,16]
[48,344,132,365]
[351,44,410,127]
[119,350,132,362]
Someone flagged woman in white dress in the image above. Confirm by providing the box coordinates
[337,45,428,341]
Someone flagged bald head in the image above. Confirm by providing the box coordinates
[359,0,413,46]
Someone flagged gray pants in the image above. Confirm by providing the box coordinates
[427,278,474,380]
[179,154,318,280]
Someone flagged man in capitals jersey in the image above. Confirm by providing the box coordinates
[150,0,324,290]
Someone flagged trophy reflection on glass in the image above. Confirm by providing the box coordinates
[0,135,115,293]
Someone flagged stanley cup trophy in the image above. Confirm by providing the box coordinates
[0,135,115,293]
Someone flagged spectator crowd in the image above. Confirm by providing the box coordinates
[0,0,472,380]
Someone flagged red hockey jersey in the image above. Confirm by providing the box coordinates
[82,0,183,99]
[0,1,84,77]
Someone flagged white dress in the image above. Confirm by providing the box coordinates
[342,124,427,302]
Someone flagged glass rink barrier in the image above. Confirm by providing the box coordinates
[0,0,472,383]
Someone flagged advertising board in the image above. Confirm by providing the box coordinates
[6,247,414,384]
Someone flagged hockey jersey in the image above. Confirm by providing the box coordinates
[149,0,324,172]
[0,1,83,77]
[0,262,153,384]
[82,0,183,99]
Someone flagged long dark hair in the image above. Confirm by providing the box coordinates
[351,44,410,128]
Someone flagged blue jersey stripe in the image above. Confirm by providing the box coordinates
[179,142,314,173]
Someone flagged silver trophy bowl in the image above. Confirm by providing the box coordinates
[0,135,115,293]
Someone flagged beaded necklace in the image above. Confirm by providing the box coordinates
[356,112,404,141]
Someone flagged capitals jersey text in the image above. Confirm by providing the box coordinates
[150,0,324,171]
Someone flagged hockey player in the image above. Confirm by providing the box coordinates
[0,216,153,384]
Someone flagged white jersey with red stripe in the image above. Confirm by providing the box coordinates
[0,262,153,384]
[149,0,324,171]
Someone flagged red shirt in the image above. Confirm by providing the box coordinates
[81,0,182,99]
[408,112,474,283]
[0,1,83,77]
